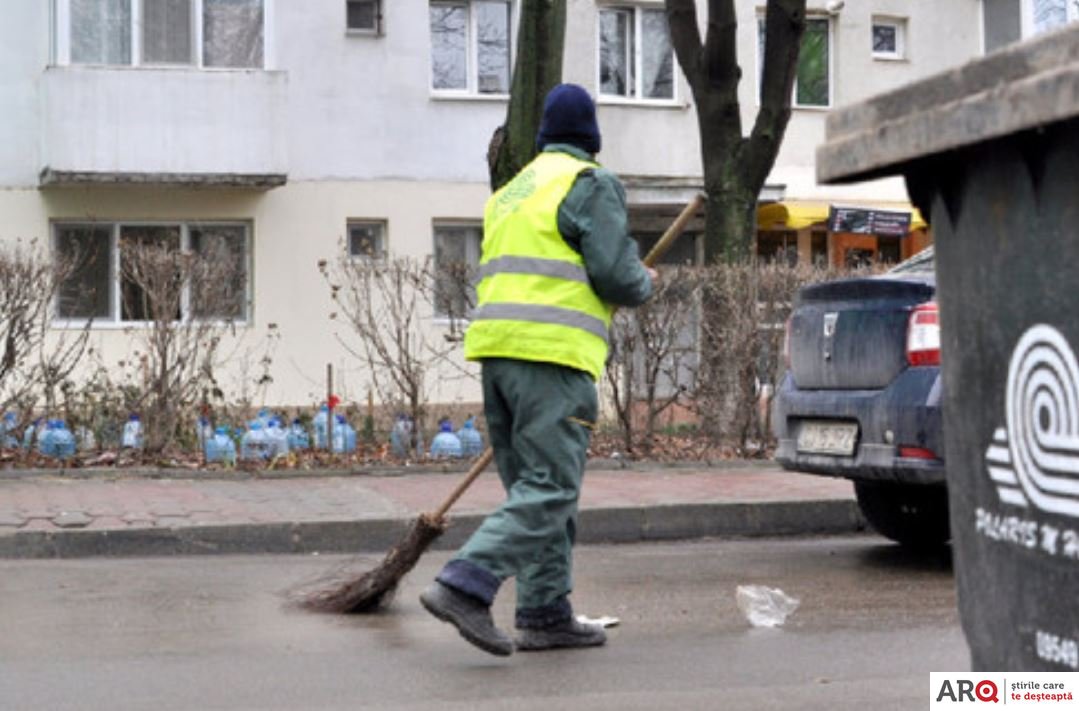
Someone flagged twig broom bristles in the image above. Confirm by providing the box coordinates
[298,193,704,614]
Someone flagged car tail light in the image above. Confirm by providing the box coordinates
[898,446,941,461]
[907,302,940,367]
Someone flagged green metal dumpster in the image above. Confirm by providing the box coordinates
[818,26,1079,671]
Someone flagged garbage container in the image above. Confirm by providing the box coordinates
[818,26,1079,671]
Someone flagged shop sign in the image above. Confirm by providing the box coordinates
[827,206,912,236]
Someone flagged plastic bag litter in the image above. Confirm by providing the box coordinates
[576,614,620,628]
[736,585,800,628]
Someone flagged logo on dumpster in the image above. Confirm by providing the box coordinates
[985,324,1079,518]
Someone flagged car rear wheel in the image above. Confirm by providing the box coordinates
[853,481,950,548]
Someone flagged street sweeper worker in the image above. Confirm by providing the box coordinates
[420,83,656,656]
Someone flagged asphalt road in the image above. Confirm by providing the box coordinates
[0,535,966,710]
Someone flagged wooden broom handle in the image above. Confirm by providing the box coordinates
[429,192,705,522]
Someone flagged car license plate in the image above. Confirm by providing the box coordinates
[797,421,858,456]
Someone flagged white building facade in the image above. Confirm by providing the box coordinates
[0,0,993,407]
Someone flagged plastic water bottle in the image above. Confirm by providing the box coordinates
[37,420,56,457]
[287,419,310,451]
[332,414,356,453]
[206,425,236,464]
[313,405,330,450]
[430,419,462,458]
[391,414,413,458]
[266,417,290,458]
[196,416,212,455]
[456,416,484,457]
[240,422,270,461]
[76,426,96,452]
[255,408,273,429]
[23,418,43,450]
[122,414,143,449]
[2,412,18,448]
[52,421,76,459]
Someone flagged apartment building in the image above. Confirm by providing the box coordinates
[0,1,988,406]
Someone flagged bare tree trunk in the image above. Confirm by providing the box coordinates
[667,0,806,264]
[487,0,566,190]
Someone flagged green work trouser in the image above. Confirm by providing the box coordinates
[454,358,597,612]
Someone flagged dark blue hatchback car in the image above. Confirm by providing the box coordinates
[772,247,949,547]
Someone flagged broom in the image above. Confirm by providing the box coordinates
[299,192,705,614]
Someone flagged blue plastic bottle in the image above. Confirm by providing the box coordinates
[53,421,76,460]
[313,405,330,450]
[196,416,212,455]
[37,420,57,457]
[287,419,310,451]
[23,418,43,450]
[2,412,18,448]
[266,417,290,458]
[390,414,412,458]
[430,419,462,458]
[206,425,237,464]
[122,414,143,449]
[332,414,356,453]
[241,422,270,461]
[456,416,484,457]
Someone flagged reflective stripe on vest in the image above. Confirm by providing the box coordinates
[464,151,612,380]
[472,303,608,342]
[475,256,591,285]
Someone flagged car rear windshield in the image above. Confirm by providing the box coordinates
[888,246,934,275]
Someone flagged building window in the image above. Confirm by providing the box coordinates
[433,223,482,318]
[1028,0,1079,34]
[54,221,250,324]
[347,220,386,259]
[429,1,512,95]
[871,16,906,60]
[598,6,674,101]
[347,0,381,33]
[758,15,831,108]
[757,230,798,267]
[810,230,828,266]
[70,0,132,65]
[61,0,266,69]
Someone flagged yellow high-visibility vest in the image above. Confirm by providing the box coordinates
[464,151,613,380]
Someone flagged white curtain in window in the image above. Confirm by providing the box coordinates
[71,0,131,65]
[431,4,468,90]
[641,9,673,99]
[599,9,632,96]
[475,1,510,94]
[190,225,248,319]
[204,0,264,68]
[1033,0,1068,33]
[143,0,193,64]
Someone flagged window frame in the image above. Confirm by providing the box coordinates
[51,219,252,328]
[53,0,273,70]
[432,221,483,320]
[346,219,387,260]
[871,15,907,61]
[596,3,678,106]
[428,0,515,99]
[757,12,833,110]
[346,0,382,35]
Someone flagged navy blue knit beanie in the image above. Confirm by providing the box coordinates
[536,83,602,155]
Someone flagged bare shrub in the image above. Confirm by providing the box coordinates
[117,234,244,453]
[0,239,92,429]
[319,253,469,451]
[606,265,703,455]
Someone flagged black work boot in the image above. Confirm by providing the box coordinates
[420,582,513,657]
[515,617,607,652]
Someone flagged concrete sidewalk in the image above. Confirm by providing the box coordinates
[0,461,864,558]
